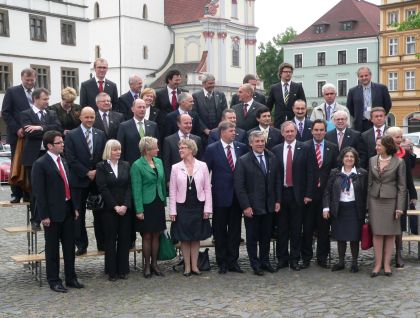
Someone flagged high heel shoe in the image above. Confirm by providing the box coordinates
[151,267,165,277]
[191,270,202,276]
[384,271,392,277]
[370,272,379,278]
[183,272,191,277]
[143,269,152,278]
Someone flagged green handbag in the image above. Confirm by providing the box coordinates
[158,230,176,261]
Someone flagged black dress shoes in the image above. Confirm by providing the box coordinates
[75,249,87,256]
[66,279,84,288]
[10,196,21,204]
[191,270,202,276]
[228,263,244,273]
[261,263,277,273]
[276,261,289,270]
[331,264,345,272]
[317,260,330,269]
[50,283,68,293]
[183,272,191,277]
[253,267,264,276]
[384,271,392,277]
[350,264,359,273]
[300,261,310,269]
[108,276,117,282]
[370,272,379,278]
[119,274,128,280]
[218,264,227,274]
[151,268,165,277]
[289,261,300,271]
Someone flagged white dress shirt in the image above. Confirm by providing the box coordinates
[107,160,119,178]
[221,139,237,165]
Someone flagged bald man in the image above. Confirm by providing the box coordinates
[118,74,143,120]
[64,107,107,255]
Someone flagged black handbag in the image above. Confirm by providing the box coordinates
[86,194,104,210]
[197,248,210,271]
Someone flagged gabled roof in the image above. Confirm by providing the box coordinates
[165,0,211,26]
[289,0,379,44]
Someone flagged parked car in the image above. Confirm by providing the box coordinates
[0,143,11,158]
[403,132,420,158]
[0,156,11,183]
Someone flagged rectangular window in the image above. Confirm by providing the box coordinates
[61,67,79,93]
[0,9,10,37]
[0,62,12,93]
[389,38,398,56]
[388,11,399,25]
[61,20,76,45]
[405,71,415,90]
[338,80,347,97]
[29,14,47,41]
[231,0,238,18]
[358,48,367,63]
[294,54,302,68]
[317,81,326,98]
[388,72,398,91]
[406,9,416,19]
[317,52,325,66]
[342,22,353,31]
[232,42,239,67]
[30,64,50,90]
[315,25,325,34]
[338,50,346,65]
[406,36,416,54]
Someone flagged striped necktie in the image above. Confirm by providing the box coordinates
[85,129,93,154]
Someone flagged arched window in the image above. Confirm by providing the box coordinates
[94,2,100,19]
[143,4,148,20]
[231,0,238,18]
[95,45,101,59]
[406,112,420,133]
[387,113,396,128]
[143,46,148,60]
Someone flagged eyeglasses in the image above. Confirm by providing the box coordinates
[53,141,64,145]
[324,93,336,96]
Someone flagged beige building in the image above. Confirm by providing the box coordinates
[379,0,420,132]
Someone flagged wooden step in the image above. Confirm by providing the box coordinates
[402,235,420,242]
[407,210,420,216]
[0,201,30,207]
[3,224,94,234]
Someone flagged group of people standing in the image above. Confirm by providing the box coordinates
[1,58,416,292]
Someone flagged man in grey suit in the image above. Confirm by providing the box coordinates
[310,83,351,127]
[162,113,202,181]
[93,92,124,140]
[80,58,119,111]
[232,84,264,132]
[325,110,360,152]
[192,73,227,139]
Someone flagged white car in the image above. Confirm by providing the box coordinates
[403,132,420,158]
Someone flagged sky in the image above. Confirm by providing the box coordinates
[255,0,381,47]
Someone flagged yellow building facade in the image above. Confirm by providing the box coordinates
[379,0,420,132]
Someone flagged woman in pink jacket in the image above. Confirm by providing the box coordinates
[169,139,212,276]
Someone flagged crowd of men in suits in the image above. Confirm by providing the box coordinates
[2,58,403,288]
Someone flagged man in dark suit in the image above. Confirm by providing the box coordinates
[272,121,314,271]
[162,113,202,180]
[208,109,247,145]
[93,92,124,140]
[64,107,106,255]
[267,62,306,128]
[232,84,264,132]
[248,106,282,150]
[302,120,339,269]
[117,74,143,120]
[347,66,392,132]
[359,107,388,169]
[32,131,84,292]
[293,100,312,142]
[20,88,62,229]
[205,121,248,274]
[164,92,201,138]
[80,58,119,111]
[325,110,360,152]
[192,73,227,140]
[154,69,185,116]
[2,68,36,203]
[231,74,266,106]
[234,130,281,276]
[117,98,159,165]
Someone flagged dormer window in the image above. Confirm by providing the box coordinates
[341,21,354,31]
[314,24,327,34]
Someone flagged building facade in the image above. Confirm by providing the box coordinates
[379,0,420,132]
[283,0,380,112]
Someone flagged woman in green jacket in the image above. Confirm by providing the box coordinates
[131,137,167,278]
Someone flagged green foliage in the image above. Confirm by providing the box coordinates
[394,12,420,31]
[256,27,297,92]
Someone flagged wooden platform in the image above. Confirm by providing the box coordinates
[3,224,94,234]
[407,210,420,216]
[402,235,420,242]
[0,201,30,208]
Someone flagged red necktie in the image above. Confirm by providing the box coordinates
[226,145,235,171]
[171,90,177,110]
[243,103,248,117]
[98,80,104,92]
[286,145,293,186]
[316,143,322,187]
[376,128,381,140]
[57,156,71,200]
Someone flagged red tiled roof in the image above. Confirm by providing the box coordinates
[165,0,211,25]
[289,0,380,44]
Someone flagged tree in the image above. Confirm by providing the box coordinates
[393,12,420,59]
[256,27,297,92]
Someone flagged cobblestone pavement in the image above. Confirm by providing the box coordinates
[1,186,420,317]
